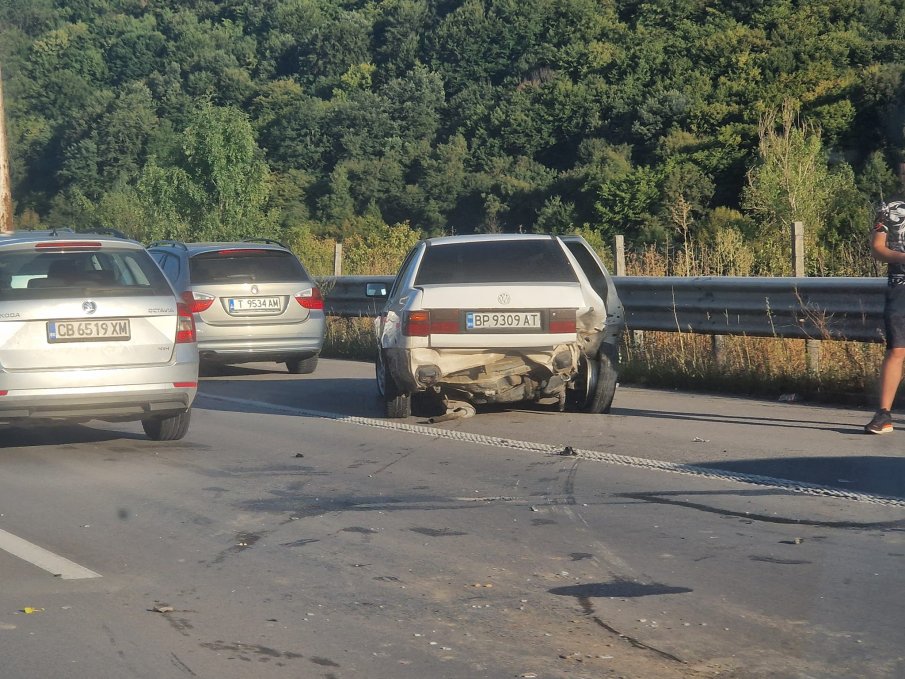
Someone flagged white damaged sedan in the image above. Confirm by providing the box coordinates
[371,234,625,418]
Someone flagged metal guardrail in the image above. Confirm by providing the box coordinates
[319,275,889,344]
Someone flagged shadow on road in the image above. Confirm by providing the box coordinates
[694,456,905,500]
[0,425,146,448]
[611,407,860,433]
[196,377,385,418]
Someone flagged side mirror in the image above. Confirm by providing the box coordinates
[366,282,388,298]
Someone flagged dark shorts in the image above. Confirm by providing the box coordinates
[885,284,905,349]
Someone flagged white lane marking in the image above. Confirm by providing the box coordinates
[200,394,905,509]
[0,528,101,580]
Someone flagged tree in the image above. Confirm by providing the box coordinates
[139,103,276,241]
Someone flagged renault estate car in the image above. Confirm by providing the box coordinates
[148,240,325,374]
[0,231,198,440]
[370,233,625,418]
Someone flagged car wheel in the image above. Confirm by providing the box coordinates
[376,350,411,418]
[568,345,618,414]
[286,355,319,374]
[142,409,192,441]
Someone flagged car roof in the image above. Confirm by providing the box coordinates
[149,241,291,255]
[422,233,558,247]
[0,230,143,249]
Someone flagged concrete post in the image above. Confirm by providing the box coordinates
[333,242,343,276]
[613,234,626,277]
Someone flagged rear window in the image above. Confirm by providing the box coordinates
[190,249,308,284]
[415,240,578,285]
[0,247,173,300]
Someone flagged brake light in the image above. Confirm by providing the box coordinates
[173,382,198,388]
[181,290,215,313]
[403,310,430,336]
[295,287,324,310]
[0,391,7,396]
[35,241,101,250]
[175,302,196,343]
[217,248,268,256]
[549,308,577,334]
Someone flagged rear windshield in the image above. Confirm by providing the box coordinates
[0,247,173,300]
[415,240,578,285]
[190,249,308,284]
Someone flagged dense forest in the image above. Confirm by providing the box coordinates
[2,0,905,273]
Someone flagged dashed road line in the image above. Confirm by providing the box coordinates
[0,528,101,580]
[201,394,905,509]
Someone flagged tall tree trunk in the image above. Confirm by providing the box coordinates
[0,65,12,234]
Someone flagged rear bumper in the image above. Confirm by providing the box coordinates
[198,336,322,364]
[386,344,580,398]
[0,385,196,424]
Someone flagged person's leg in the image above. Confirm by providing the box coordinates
[878,347,905,411]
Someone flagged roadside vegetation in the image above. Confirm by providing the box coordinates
[2,1,901,401]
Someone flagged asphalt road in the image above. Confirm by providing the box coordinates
[1,359,903,679]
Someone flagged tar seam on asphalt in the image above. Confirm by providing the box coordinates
[200,395,905,509]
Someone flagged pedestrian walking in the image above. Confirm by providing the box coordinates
[865,199,905,433]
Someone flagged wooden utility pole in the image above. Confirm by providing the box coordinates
[0,64,12,234]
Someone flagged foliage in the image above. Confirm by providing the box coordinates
[3,0,905,275]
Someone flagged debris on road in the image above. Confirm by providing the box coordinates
[19,607,43,614]
[151,604,175,614]
[559,446,577,456]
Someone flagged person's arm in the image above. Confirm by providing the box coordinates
[870,229,905,264]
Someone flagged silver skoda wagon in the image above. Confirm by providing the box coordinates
[0,231,198,440]
[148,240,325,374]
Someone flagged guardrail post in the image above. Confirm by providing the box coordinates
[333,242,343,276]
[615,235,645,349]
[711,334,726,367]
[793,221,820,375]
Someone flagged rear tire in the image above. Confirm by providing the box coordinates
[286,355,319,374]
[376,350,411,418]
[568,345,618,414]
[142,409,192,441]
[585,344,618,414]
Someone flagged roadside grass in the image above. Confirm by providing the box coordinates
[620,332,882,404]
[322,317,377,361]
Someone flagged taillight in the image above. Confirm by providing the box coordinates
[181,290,215,313]
[175,303,196,343]
[173,381,198,388]
[403,309,461,336]
[403,310,430,336]
[0,391,7,396]
[549,309,577,334]
[295,287,324,310]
